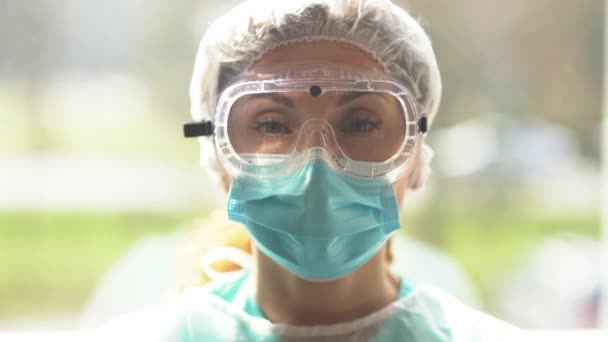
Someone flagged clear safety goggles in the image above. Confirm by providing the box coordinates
[185,66,428,183]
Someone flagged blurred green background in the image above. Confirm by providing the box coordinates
[0,209,598,320]
[0,0,602,330]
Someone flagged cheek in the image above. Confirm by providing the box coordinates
[392,160,419,208]
[222,174,232,193]
[392,177,408,209]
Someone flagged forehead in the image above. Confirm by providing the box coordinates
[228,89,405,126]
[248,40,386,75]
[233,91,398,110]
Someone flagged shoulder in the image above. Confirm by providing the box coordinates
[96,282,261,341]
[391,234,483,308]
[95,304,188,341]
[404,286,522,341]
[200,271,250,302]
[81,232,187,327]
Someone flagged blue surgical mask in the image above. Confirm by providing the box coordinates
[227,158,401,281]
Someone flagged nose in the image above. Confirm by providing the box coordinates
[308,129,328,148]
[298,119,338,153]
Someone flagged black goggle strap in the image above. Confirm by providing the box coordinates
[417,115,428,135]
[183,120,215,138]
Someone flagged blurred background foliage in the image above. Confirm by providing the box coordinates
[0,0,603,329]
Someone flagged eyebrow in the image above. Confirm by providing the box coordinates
[246,91,386,108]
[247,93,295,108]
[337,91,384,106]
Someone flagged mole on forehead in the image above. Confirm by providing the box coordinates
[248,40,385,72]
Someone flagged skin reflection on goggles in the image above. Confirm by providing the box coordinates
[227,90,406,163]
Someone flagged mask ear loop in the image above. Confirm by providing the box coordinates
[201,246,253,282]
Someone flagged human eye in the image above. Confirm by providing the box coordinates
[341,111,382,134]
[345,118,381,133]
[252,117,292,135]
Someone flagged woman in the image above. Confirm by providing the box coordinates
[102,0,520,340]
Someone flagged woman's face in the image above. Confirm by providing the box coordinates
[221,40,420,206]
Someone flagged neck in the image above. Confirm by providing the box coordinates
[254,244,400,325]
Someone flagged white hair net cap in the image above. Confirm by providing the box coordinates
[190,0,441,189]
